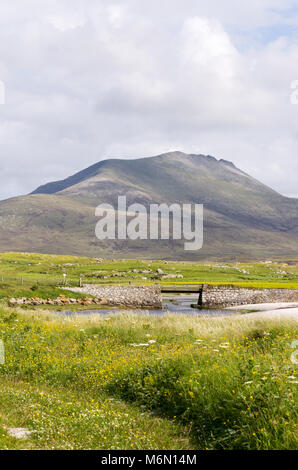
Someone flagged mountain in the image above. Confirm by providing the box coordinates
[1,151,297,260]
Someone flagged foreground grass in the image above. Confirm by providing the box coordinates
[0,377,190,450]
[0,306,297,450]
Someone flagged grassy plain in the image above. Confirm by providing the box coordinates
[0,252,297,450]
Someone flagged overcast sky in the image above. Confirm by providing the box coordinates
[0,0,298,200]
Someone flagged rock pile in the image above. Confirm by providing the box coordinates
[8,294,107,307]
[162,274,184,279]
[65,284,162,308]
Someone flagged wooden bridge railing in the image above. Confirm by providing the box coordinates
[161,283,204,308]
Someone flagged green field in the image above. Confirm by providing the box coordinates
[0,252,297,304]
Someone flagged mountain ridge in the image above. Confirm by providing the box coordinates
[1,151,297,260]
[31,152,260,196]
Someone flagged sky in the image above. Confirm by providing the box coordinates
[0,0,298,200]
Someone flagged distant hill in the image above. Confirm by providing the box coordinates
[1,151,297,260]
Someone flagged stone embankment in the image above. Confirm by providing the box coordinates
[8,285,298,309]
[65,284,162,308]
[203,286,298,308]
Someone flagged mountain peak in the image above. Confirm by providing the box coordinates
[219,159,236,168]
[30,151,272,199]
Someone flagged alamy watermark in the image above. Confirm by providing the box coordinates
[95,196,204,251]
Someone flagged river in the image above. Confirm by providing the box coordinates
[58,294,239,316]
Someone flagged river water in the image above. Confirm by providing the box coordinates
[58,294,238,316]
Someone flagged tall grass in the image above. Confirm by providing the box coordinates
[0,306,297,449]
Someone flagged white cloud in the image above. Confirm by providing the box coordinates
[0,0,297,200]
[181,17,238,75]
[47,15,87,32]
